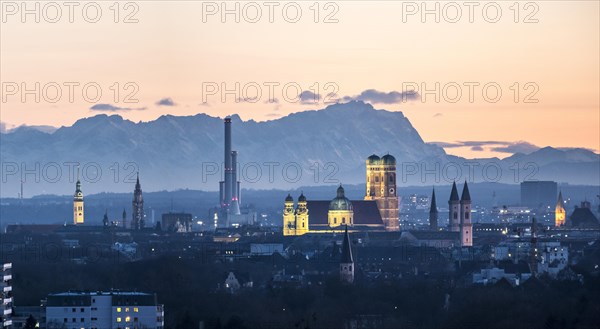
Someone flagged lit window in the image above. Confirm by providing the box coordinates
[125,308,129,312]
[134,307,139,313]
[117,308,122,312]
[125,316,131,322]
[117,317,122,322]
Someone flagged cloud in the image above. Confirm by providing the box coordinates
[299,90,321,104]
[156,98,176,106]
[342,89,419,104]
[433,113,443,118]
[264,98,279,104]
[491,141,540,154]
[90,104,146,112]
[431,140,540,154]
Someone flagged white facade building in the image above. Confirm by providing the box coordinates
[1,263,12,328]
[45,291,163,329]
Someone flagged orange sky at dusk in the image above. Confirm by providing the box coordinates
[1,1,598,159]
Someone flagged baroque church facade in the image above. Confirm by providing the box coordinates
[283,154,400,235]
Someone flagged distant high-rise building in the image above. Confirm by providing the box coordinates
[340,226,354,284]
[0,262,12,328]
[460,181,473,247]
[555,191,566,227]
[161,212,193,232]
[530,217,539,276]
[122,209,127,229]
[103,210,109,227]
[73,177,84,225]
[429,188,438,230]
[45,291,164,329]
[364,154,399,231]
[448,181,460,232]
[132,173,144,230]
[520,181,558,209]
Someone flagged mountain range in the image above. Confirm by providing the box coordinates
[1,101,598,197]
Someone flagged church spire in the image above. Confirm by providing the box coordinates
[340,225,353,264]
[430,188,438,213]
[449,181,459,202]
[340,225,354,284]
[461,181,471,202]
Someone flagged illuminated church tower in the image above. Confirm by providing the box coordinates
[364,154,399,231]
[132,173,144,230]
[73,177,84,225]
[329,185,353,228]
[340,225,354,284]
[460,181,472,247]
[555,191,566,227]
[283,194,296,236]
[295,193,309,235]
[448,181,460,232]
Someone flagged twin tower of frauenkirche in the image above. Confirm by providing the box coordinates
[364,154,400,231]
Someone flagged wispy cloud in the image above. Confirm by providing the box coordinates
[299,90,321,104]
[433,113,443,118]
[341,89,419,104]
[90,104,147,112]
[431,140,540,154]
[156,98,176,106]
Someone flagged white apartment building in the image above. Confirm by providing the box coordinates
[1,263,12,328]
[45,291,163,329]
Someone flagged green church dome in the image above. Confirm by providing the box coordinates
[381,154,396,165]
[329,185,353,211]
[367,154,380,164]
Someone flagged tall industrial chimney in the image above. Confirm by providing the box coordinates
[230,150,241,215]
[223,117,233,209]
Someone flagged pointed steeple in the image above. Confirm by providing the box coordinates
[340,225,353,264]
[135,172,141,189]
[461,181,471,202]
[430,188,438,213]
[557,191,564,207]
[449,181,459,202]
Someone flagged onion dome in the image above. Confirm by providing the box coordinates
[367,154,380,165]
[381,154,396,165]
[298,192,307,202]
[285,194,293,202]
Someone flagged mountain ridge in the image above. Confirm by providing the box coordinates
[1,101,598,197]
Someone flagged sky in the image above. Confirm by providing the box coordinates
[1,1,599,159]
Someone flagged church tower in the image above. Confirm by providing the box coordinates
[555,191,566,227]
[283,194,296,236]
[132,173,144,230]
[73,177,84,225]
[295,192,309,235]
[429,188,438,230]
[448,181,460,232]
[340,225,354,284]
[329,185,354,228]
[364,154,399,231]
[460,181,473,247]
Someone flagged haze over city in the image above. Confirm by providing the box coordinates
[1,1,599,329]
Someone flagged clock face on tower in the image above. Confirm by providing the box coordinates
[389,187,395,195]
